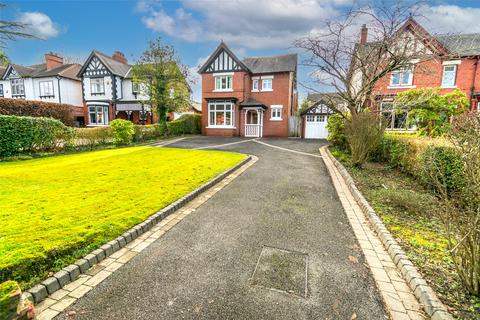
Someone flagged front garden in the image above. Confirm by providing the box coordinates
[0,145,246,290]
[327,110,480,319]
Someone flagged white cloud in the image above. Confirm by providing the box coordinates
[417,5,480,34]
[139,0,346,50]
[17,12,61,40]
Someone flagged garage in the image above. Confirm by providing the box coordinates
[301,102,333,139]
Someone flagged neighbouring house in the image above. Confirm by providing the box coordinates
[0,53,84,125]
[360,19,480,130]
[198,42,297,137]
[172,101,201,120]
[77,50,155,126]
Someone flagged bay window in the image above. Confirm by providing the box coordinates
[208,101,234,128]
[11,79,25,97]
[88,105,109,125]
[214,74,233,91]
[39,80,54,97]
[90,77,105,95]
[390,68,413,87]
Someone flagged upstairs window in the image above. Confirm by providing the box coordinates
[252,79,259,91]
[442,65,457,87]
[11,79,25,97]
[90,77,105,95]
[390,68,413,87]
[39,80,54,97]
[132,81,140,94]
[261,77,273,91]
[0,84,3,97]
[214,74,232,91]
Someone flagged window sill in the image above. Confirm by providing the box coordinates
[91,93,106,96]
[39,96,55,99]
[213,89,233,92]
[261,89,273,92]
[87,124,109,127]
[387,85,415,89]
[251,89,259,92]
[441,85,457,89]
[206,126,236,129]
[270,118,282,121]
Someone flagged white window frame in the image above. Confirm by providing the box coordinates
[88,105,109,126]
[388,67,414,88]
[11,78,25,97]
[207,100,235,128]
[380,101,413,131]
[252,77,259,92]
[39,80,54,98]
[0,84,3,97]
[213,72,233,92]
[90,77,105,95]
[261,75,273,92]
[441,64,457,88]
[270,105,283,121]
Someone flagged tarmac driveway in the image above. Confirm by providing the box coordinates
[58,136,387,319]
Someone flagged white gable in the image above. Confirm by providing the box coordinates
[204,49,244,73]
[4,67,20,80]
[84,56,110,77]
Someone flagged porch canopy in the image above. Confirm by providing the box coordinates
[240,98,267,110]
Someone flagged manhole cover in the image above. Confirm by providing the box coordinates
[251,246,308,298]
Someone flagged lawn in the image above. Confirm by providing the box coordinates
[0,146,246,288]
[331,148,480,319]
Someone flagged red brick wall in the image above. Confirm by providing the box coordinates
[373,57,480,109]
[201,71,294,137]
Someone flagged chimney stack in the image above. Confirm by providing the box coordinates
[112,51,127,64]
[45,52,63,70]
[360,24,368,44]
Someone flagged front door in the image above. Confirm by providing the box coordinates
[244,109,263,137]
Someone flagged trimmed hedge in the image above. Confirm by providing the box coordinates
[110,119,135,146]
[75,127,112,149]
[0,115,74,156]
[374,133,464,194]
[0,97,76,126]
[133,124,166,142]
[168,114,201,135]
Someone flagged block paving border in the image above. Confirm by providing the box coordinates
[320,146,452,320]
[29,155,257,320]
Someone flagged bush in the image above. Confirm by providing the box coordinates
[345,112,384,167]
[326,113,348,150]
[168,114,201,135]
[110,119,134,146]
[0,97,76,126]
[0,280,20,319]
[0,115,73,157]
[75,127,112,149]
[133,124,166,142]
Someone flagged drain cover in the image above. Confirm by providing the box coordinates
[251,246,308,297]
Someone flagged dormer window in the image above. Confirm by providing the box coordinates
[214,73,233,91]
[132,81,140,94]
[91,77,105,95]
[11,79,25,97]
[39,80,54,98]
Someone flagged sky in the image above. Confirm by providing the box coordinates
[2,0,480,102]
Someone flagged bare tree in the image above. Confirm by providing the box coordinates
[294,1,445,116]
[0,4,35,46]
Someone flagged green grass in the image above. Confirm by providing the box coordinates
[332,148,480,319]
[0,146,246,288]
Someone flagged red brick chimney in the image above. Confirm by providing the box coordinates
[112,51,127,64]
[45,52,63,70]
[360,24,368,44]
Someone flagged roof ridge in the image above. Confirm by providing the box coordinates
[243,53,297,60]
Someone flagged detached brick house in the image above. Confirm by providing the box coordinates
[198,42,297,137]
[364,19,480,130]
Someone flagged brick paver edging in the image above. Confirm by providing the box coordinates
[26,155,252,306]
[320,146,452,320]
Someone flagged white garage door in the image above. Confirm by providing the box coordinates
[305,115,328,139]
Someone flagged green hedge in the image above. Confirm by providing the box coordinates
[168,114,201,135]
[110,119,135,146]
[0,115,74,157]
[375,133,464,194]
[133,124,166,142]
[0,97,75,126]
